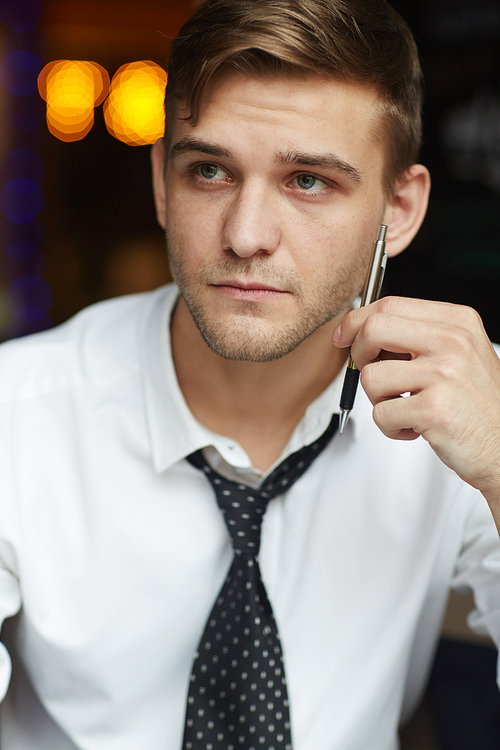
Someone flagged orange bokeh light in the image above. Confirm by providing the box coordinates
[103,61,167,146]
[38,61,110,142]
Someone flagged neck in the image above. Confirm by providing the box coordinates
[171,297,349,471]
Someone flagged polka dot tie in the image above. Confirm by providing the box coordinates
[183,414,339,750]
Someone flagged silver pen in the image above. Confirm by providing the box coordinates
[338,224,388,433]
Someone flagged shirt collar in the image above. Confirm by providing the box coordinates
[140,284,362,474]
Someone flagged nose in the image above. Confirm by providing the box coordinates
[221,181,281,258]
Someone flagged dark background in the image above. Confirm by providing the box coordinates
[0,0,499,340]
[388,0,500,343]
[0,0,190,338]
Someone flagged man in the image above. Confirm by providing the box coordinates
[1,0,500,748]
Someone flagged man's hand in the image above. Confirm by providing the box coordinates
[333,296,500,516]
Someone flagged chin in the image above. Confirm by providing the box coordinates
[196,314,333,363]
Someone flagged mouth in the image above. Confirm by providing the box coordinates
[214,279,285,292]
[210,279,289,300]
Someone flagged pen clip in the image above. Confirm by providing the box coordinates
[360,224,388,306]
[374,249,388,300]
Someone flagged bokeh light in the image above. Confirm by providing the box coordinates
[103,61,167,146]
[0,50,42,96]
[7,275,53,323]
[0,0,52,339]
[3,221,42,261]
[0,147,44,183]
[0,177,44,224]
[38,60,110,142]
[0,0,43,32]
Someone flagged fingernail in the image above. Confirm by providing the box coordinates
[332,325,341,343]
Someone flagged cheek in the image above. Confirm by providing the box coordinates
[167,182,226,242]
[289,230,346,272]
[166,194,214,257]
[292,235,368,293]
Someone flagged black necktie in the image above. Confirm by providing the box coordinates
[182,414,339,750]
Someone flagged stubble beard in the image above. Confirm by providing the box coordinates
[167,236,367,363]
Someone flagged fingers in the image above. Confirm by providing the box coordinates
[331,295,500,505]
[333,296,489,376]
[360,358,422,403]
[360,358,446,442]
[353,306,480,436]
[350,315,431,370]
[333,296,485,353]
[359,342,478,404]
[372,393,428,441]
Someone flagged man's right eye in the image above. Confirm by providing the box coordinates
[198,163,223,179]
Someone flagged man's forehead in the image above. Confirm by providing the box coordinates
[167,72,384,176]
[175,70,380,121]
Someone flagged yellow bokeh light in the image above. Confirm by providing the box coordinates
[104,62,167,146]
[38,61,110,142]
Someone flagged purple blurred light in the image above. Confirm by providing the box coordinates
[4,240,39,259]
[7,275,53,318]
[0,50,42,96]
[0,0,43,32]
[1,148,44,183]
[0,177,44,223]
[1,0,52,339]
[14,306,48,322]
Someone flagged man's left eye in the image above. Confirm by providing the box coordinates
[293,174,327,191]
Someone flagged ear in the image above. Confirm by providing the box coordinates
[382,164,430,258]
[151,137,167,229]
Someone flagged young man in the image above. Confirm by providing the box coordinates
[1,0,500,749]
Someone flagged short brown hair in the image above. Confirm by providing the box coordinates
[165,0,423,195]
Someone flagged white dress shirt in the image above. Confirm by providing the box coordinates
[0,283,499,750]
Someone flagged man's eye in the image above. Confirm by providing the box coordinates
[197,163,226,180]
[294,174,327,191]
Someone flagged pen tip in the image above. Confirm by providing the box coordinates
[339,410,350,434]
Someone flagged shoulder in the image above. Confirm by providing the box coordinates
[0,285,176,405]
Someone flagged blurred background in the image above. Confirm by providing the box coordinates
[0,0,500,747]
[0,0,499,343]
[0,0,185,340]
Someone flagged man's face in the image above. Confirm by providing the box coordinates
[158,73,389,362]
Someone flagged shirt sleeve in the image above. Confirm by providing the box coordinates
[450,487,500,647]
[0,540,22,700]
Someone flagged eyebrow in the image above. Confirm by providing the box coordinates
[278,149,363,183]
[169,136,363,184]
[169,136,233,161]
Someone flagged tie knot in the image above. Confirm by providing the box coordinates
[187,413,338,556]
[196,462,269,554]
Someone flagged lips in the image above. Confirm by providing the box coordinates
[213,280,285,293]
[209,279,289,302]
